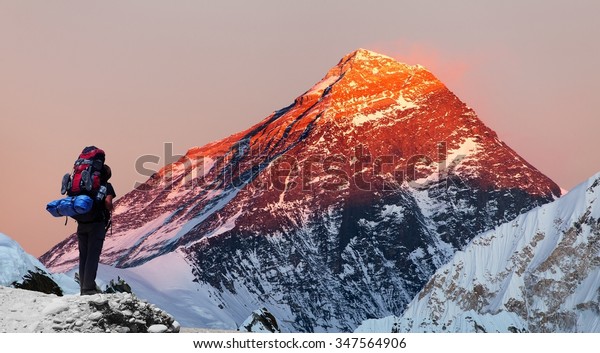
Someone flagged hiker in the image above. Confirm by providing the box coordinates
[46,146,117,294]
[77,163,116,295]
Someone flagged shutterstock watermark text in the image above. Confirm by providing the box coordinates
[133,142,467,192]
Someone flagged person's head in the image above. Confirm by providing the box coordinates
[101,164,112,182]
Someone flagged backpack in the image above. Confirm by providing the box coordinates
[62,146,106,198]
[46,146,108,223]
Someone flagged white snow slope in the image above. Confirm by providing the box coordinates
[0,232,78,292]
[357,172,600,333]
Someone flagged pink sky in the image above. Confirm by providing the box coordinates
[1,1,599,257]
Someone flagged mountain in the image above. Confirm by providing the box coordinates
[356,172,600,333]
[41,49,561,332]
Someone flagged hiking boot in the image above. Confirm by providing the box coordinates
[81,289,102,295]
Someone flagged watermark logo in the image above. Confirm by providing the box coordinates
[133,142,468,193]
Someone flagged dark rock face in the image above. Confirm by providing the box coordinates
[240,308,280,333]
[41,49,561,332]
[103,276,133,294]
[12,268,63,296]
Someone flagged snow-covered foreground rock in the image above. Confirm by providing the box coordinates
[0,286,180,333]
[1,231,182,333]
[356,172,600,333]
[238,308,281,333]
[1,230,249,332]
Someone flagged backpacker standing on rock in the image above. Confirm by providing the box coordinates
[76,163,116,295]
[47,146,116,295]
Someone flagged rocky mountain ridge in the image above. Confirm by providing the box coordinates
[356,172,600,333]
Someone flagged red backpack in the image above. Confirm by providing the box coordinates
[61,146,106,197]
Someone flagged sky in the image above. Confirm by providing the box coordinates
[1,0,599,257]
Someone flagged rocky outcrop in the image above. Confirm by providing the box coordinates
[40,292,180,333]
[239,308,280,333]
[12,268,63,296]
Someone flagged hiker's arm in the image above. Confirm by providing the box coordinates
[105,195,114,212]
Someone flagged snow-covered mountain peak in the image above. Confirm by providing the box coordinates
[357,171,600,333]
[348,48,393,61]
[42,50,561,332]
[336,48,421,76]
[321,49,441,109]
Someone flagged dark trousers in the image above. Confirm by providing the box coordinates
[77,221,106,294]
